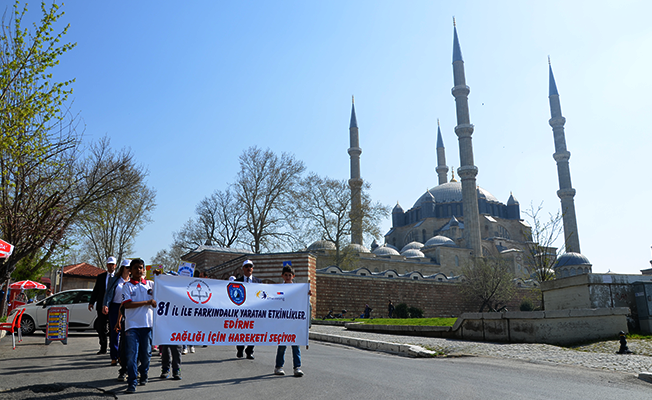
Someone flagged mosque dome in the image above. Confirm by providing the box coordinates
[554,252,592,269]
[372,245,400,256]
[345,243,370,253]
[400,241,424,253]
[412,181,500,209]
[307,240,336,251]
[385,243,400,251]
[402,249,426,258]
[424,235,457,248]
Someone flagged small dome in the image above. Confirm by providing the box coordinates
[373,245,400,256]
[402,249,425,258]
[307,240,336,251]
[345,243,370,253]
[393,202,404,213]
[507,193,519,205]
[424,235,457,248]
[554,252,592,269]
[400,241,424,253]
[385,243,399,251]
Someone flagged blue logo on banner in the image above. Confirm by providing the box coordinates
[227,282,246,306]
[283,261,292,267]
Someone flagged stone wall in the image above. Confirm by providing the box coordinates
[541,273,652,318]
[454,308,629,345]
[315,273,540,319]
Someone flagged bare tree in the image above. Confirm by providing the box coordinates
[75,173,156,268]
[461,256,516,313]
[172,187,245,253]
[151,245,185,272]
[522,202,563,283]
[296,173,390,265]
[234,146,305,253]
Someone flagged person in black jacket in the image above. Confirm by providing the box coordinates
[235,259,261,359]
[88,256,117,354]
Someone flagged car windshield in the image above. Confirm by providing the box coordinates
[47,291,78,305]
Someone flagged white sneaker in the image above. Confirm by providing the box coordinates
[189,346,195,353]
[181,348,188,355]
[274,367,285,375]
[293,367,304,377]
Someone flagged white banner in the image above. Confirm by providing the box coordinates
[153,275,310,346]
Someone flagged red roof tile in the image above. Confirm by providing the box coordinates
[63,263,105,278]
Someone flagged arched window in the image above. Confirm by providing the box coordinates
[455,255,459,266]
[570,267,576,276]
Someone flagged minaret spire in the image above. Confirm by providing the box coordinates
[548,61,581,253]
[348,96,363,245]
[435,119,449,185]
[451,22,482,257]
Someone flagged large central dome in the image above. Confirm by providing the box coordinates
[412,181,500,209]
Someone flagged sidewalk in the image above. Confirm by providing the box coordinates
[309,325,652,377]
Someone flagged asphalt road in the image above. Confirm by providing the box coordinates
[1,332,651,399]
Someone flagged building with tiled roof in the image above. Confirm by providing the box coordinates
[60,263,105,291]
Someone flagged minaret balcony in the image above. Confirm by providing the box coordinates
[548,116,566,127]
[553,150,571,162]
[451,85,470,97]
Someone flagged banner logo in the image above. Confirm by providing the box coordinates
[187,279,212,304]
[227,282,246,306]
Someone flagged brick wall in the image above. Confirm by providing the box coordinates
[315,273,540,319]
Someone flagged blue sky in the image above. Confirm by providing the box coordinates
[23,0,652,274]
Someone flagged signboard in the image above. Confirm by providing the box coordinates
[146,264,164,280]
[0,239,14,258]
[153,275,310,347]
[177,261,195,277]
[46,307,69,345]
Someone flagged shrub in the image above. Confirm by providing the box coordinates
[408,306,424,318]
[394,303,409,318]
[520,299,534,312]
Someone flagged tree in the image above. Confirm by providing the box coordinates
[460,257,516,312]
[295,173,390,266]
[151,245,185,272]
[522,202,563,283]
[75,166,156,268]
[234,146,305,253]
[172,188,245,253]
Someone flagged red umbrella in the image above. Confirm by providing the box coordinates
[9,280,47,290]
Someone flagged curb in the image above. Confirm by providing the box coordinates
[309,331,439,358]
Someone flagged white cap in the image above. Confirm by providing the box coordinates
[107,256,117,264]
[229,276,236,281]
[121,259,131,267]
[242,259,254,267]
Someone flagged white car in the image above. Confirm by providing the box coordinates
[10,289,97,335]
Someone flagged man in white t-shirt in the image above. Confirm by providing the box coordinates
[122,259,156,394]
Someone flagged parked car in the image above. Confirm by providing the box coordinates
[9,289,97,335]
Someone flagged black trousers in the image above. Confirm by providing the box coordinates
[236,345,254,356]
[94,309,109,350]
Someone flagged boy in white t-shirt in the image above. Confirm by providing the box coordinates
[122,259,156,394]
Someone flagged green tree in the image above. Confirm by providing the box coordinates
[460,257,516,313]
[0,3,145,295]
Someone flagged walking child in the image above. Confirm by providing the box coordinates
[273,265,306,377]
[122,259,156,394]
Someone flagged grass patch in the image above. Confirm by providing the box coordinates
[359,318,456,326]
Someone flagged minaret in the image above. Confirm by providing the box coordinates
[348,96,363,245]
[451,20,482,257]
[548,59,581,253]
[435,119,449,185]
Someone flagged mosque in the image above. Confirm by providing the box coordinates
[309,23,592,281]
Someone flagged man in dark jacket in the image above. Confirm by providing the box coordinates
[88,256,117,354]
[235,259,261,359]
